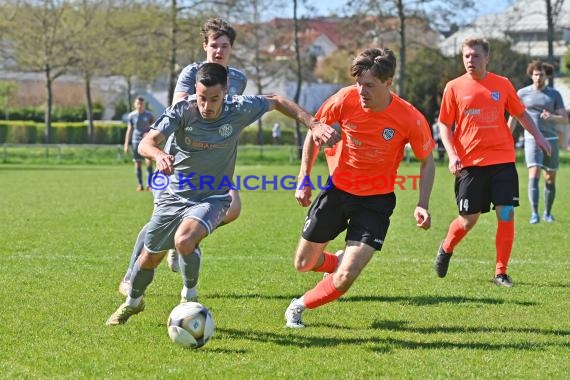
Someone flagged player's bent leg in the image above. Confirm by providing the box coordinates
[293,238,329,272]
[107,249,166,326]
[329,242,374,292]
[119,224,149,296]
[175,218,208,303]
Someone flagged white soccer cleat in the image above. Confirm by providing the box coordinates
[323,250,345,279]
[284,298,305,328]
[166,249,180,272]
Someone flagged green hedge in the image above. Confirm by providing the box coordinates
[0,121,125,144]
[0,104,104,122]
[0,120,302,145]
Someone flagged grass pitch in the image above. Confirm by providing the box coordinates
[0,162,568,379]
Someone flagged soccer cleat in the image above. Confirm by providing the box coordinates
[323,250,345,279]
[105,299,145,326]
[529,213,540,224]
[493,273,513,288]
[136,185,144,192]
[543,213,555,223]
[118,278,131,297]
[434,241,452,278]
[284,298,305,328]
[166,249,180,272]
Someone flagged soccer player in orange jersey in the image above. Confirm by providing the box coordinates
[434,38,551,287]
[284,48,436,328]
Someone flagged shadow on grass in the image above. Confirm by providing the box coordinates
[204,292,536,307]
[216,327,569,351]
[371,319,570,336]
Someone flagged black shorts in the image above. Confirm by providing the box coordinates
[455,163,519,215]
[301,185,396,250]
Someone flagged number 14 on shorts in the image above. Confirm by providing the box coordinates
[459,198,469,212]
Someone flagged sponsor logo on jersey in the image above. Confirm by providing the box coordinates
[219,124,233,137]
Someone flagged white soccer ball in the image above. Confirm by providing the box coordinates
[167,302,214,349]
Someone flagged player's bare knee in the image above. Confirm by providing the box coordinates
[140,250,164,269]
[293,257,314,272]
[332,270,357,291]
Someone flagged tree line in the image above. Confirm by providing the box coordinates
[0,0,548,145]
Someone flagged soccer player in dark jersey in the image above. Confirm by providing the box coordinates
[118,18,248,298]
[106,63,340,325]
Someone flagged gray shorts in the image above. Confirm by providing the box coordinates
[524,138,559,171]
[144,193,231,253]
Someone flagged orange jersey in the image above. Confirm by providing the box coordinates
[439,72,525,167]
[317,86,434,196]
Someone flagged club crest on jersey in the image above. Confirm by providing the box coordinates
[219,124,233,137]
[382,128,395,141]
[491,91,500,101]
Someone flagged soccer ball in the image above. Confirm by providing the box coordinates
[167,302,214,349]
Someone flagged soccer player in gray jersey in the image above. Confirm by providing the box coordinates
[123,96,155,191]
[118,18,246,296]
[508,60,568,224]
[106,62,340,325]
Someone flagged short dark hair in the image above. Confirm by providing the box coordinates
[135,96,145,103]
[462,37,490,55]
[196,62,228,88]
[350,48,396,82]
[526,60,544,77]
[201,18,237,46]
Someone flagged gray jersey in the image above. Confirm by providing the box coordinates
[153,95,268,203]
[128,110,154,144]
[174,62,247,97]
[518,85,565,139]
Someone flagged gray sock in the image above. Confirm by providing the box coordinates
[545,182,556,215]
[528,177,539,214]
[129,258,155,299]
[180,248,201,290]
[124,224,148,281]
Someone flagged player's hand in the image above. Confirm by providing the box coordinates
[448,154,462,176]
[155,152,175,175]
[123,144,129,154]
[535,134,552,156]
[414,207,431,230]
[311,122,341,147]
[295,181,312,207]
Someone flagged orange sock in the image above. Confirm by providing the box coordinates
[303,275,345,309]
[443,218,469,253]
[313,251,339,273]
[495,220,514,275]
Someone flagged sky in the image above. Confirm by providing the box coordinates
[284,0,515,25]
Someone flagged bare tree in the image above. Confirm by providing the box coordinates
[345,0,474,99]
[1,0,77,142]
[232,0,292,144]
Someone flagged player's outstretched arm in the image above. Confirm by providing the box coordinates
[295,131,320,207]
[415,154,435,230]
[439,121,462,175]
[264,94,340,146]
[139,130,174,175]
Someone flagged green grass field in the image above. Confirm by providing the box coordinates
[1,161,569,379]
